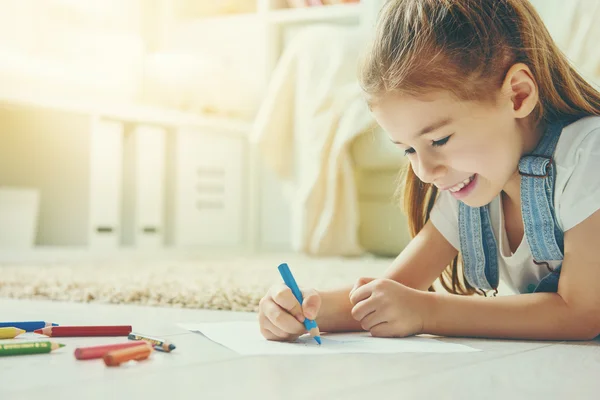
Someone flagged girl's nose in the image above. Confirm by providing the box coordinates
[416,156,446,184]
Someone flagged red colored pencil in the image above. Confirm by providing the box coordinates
[34,326,132,337]
[74,341,148,360]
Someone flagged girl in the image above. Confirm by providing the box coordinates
[258,0,600,341]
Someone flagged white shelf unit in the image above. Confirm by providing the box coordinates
[171,127,246,248]
[0,94,251,251]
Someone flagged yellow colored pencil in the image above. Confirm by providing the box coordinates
[0,327,26,339]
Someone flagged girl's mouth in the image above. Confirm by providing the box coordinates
[449,174,477,199]
[449,175,475,192]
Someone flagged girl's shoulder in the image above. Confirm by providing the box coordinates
[554,116,600,232]
[554,116,600,168]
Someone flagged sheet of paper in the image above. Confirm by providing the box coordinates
[179,321,479,355]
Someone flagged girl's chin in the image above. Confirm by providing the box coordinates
[459,198,488,208]
[459,189,500,208]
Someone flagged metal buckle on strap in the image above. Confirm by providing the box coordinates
[534,259,556,273]
[518,155,553,178]
[480,288,498,297]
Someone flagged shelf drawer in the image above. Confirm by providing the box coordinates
[171,128,246,247]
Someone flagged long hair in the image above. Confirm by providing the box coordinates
[361,0,600,295]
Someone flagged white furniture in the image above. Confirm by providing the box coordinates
[0,94,250,251]
[172,127,246,248]
[122,125,168,249]
[88,119,124,250]
[1,298,597,399]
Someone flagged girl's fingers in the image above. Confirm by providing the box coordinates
[300,288,321,320]
[351,297,376,322]
[350,277,377,299]
[269,284,305,323]
[262,299,305,336]
[259,311,297,341]
[368,322,392,338]
[349,280,376,305]
[259,310,288,338]
[260,326,279,341]
[360,310,387,331]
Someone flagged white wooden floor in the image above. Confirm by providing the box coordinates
[0,299,598,399]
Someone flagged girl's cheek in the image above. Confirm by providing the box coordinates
[451,147,482,169]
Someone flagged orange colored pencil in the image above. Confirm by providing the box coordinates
[74,341,148,360]
[103,343,153,367]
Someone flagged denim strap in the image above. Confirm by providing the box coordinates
[518,122,565,261]
[459,203,499,290]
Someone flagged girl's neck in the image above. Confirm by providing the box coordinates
[521,118,547,155]
[502,118,547,202]
[502,171,522,205]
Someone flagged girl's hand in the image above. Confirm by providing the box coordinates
[258,284,321,342]
[349,277,431,338]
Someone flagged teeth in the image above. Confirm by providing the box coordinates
[449,175,474,193]
[450,183,465,193]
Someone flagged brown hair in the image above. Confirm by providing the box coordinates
[360,0,600,295]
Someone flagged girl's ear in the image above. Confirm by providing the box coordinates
[501,63,539,119]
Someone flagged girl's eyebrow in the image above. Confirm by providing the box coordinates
[390,118,453,145]
[417,118,453,136]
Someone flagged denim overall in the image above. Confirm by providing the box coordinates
[458,121,566,294]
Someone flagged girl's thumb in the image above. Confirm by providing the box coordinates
[301,289,321,320]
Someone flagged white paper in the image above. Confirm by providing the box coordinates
[179,321,480,355]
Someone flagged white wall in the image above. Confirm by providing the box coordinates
[0,108,91,246]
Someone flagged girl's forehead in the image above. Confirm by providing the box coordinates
[376,91,469,118]
[371,91,497,139]
[373,92,460,132]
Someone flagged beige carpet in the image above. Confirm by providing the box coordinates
[0,253,392,312]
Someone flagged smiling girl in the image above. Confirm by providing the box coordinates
[258,0,600,341]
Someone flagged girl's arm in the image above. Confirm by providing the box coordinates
[383,219,458,291]
[425,209,600,340]
[317,220,457,332]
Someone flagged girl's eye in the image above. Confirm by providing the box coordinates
[432,135,452,147]
[403,134,452,156]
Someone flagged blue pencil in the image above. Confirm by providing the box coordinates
[0,321,59,332]
[278,263,322,345]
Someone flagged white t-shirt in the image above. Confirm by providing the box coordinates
[430,116,600,294]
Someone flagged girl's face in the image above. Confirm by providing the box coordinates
[372,90,524,207]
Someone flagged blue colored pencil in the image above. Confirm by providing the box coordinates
[0,321,59,332]
[278,263,322,345]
